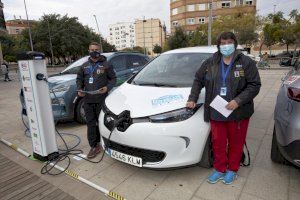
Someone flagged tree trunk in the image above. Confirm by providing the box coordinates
[287,44,289,53]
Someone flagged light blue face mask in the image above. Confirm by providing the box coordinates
[220,44,235,57]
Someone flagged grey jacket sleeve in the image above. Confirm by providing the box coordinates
[76,66,84,90]
[234,58,261,106]
[188,60,208,102]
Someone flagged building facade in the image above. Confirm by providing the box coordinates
[108,22,135,50]
[135,18,167,56]
[6,17,36,35]
[170,0,256,32]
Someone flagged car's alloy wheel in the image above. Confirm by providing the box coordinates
[75,98,86,124]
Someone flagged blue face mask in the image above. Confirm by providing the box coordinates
[220,44,235,57]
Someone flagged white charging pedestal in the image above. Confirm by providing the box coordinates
[17,52,58,161]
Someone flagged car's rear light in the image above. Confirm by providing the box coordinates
[287,87,300,102]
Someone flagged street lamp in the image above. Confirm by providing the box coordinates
[23,0,33,51]
[142,17,147,55]
[208,0,213,46]
[93,15,103,53]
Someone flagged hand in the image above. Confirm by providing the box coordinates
[78,91,85,97]
[186,101,196,109]
[226,100,239,110]
[99,86,108,94]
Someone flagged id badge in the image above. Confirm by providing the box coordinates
[220,87,227,96]
[89,77,94,84]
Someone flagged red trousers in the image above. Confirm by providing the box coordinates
[210,118,250,173]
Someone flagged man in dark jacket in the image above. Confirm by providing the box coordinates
[187,32,261,185]
[1,61,11,82]
[76,42,116,159]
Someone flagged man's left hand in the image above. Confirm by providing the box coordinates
[99,86,108,94]
[226,100,239,110]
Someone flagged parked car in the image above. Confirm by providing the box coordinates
[272,58,300,167]
[99,46,218,169]
[20,52,150,124]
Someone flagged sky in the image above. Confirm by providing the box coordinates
[2,0,300,38]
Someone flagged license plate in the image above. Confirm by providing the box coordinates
[106,148,142,167]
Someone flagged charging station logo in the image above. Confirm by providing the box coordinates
[24,87,32,92]
[21,63,29,71]
[22,76,30,81]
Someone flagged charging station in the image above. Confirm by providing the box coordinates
[17,51,58,161]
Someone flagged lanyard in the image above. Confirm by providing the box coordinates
[89,64,99,77]
[221,58,234,86]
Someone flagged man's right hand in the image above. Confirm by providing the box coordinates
[78,91,85,97]
[186,101,196,109]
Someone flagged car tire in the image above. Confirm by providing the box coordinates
[75,98,86,124]
[199,134,213,168]
[271,126,287,164]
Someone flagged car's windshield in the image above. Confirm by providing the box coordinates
[61,53,114,74]
[132,53,212,87]
[61,56,88,74]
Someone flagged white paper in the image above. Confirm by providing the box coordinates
[209,95,233,118]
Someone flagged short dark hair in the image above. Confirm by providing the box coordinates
[89,42,100,47]
[217,32,238,51]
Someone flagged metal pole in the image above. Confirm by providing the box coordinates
[93,15,103,53]
[143,17,146,55]
[208,0,213,46]
[273,5,276,15]
[23,0,33,51]
[46,18,54,66]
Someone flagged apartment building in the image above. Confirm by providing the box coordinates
[135,18,167,55]
[170,0,256,32]
[108,22,135,50]
[6,17,36,35]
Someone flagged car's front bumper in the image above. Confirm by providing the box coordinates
[99,107,210,169]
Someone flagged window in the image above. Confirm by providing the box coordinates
[172,21,179,27]
[222,1,231,8]
[110,55,127,72]
[128,55,148,68]
[198,4,206,11]
[246,0,253,5]
[236,0,243,6]
[187,18,195,25]
[16,29,20,34]
[187,5,195,12]
[172,8,178,15]
[199,17,205,24]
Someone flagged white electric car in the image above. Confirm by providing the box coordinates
[99,46,218,169]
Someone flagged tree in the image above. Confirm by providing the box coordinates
[20,14,116,64]
[153,44,162,54]
[167,27,189,50]
[121,46,146,54]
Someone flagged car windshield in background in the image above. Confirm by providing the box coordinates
[132,53,212,87]
[61,53,114,75]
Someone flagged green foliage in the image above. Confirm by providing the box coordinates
[167,27,189,50]
[153,44,162,54]
[121,46,146,54]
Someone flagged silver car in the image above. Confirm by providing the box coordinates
[272,58,300,167]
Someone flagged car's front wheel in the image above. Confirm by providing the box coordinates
[271,126,287,164]
[75,98,86,124]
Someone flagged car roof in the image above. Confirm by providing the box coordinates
[163,46,218,55]
[162,45,244,55]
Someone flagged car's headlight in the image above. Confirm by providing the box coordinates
[51,85,70,93]
[149,104,202,123]
[51,97,65,105]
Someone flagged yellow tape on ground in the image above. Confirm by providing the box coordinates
[65,169,79,179]
[10,144,18,151]
[108,191,125,200]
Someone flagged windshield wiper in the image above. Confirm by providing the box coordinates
[135,82,177,87]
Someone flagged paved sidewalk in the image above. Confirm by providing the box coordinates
[0,69,299,200]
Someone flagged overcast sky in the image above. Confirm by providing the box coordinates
[3,0,300,38]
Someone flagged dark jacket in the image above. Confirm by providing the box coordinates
[188,50,261,122]
[76,55,116,103]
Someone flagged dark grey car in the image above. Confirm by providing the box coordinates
[21,52,149,124]
[272,58,300,167]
